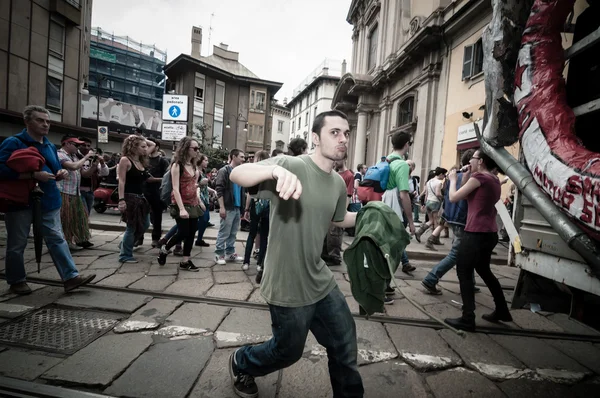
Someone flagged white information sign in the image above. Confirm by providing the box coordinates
[457,119,483,144]
[162,94,189,122]
[97,126,108,144]
[162,123,187,141]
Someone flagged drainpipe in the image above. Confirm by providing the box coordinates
[474,124,600,279]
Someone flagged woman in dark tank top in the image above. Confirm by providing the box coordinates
[117,135,154,263]
[443,150,512,332]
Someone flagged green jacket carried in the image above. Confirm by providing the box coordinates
[343,201,411,315]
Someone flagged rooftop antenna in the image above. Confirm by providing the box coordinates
[207,12,215,55]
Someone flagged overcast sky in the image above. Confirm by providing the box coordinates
[91,0,354,101]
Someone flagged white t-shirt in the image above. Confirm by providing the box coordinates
[426,178,442,203]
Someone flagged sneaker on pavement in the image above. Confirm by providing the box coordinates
[76,241,94,249]
[229,350,258,398]
[64,274,96,292]
[121,258,138,264]
[255,270,263,284]
[227,253,243,263]
[385,286,395,296]
[157,247,168,266]
[256,265,262,272]
[215,255,226,265]
[421,281,443,295]
[9,282,32,295]
[180,260,200,272]
[242,263,249,271]
[384,296,394,305]
[173,246,183,256]
[402,263,416,273]
[195,240,210,247]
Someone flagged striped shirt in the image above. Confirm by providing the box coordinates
[57,149,81,196]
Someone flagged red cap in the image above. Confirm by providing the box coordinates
[62,137,85,145]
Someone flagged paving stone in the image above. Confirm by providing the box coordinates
[176,268,212,279]
[247,288,266,304]
[383,298,430,319]
[0,350,63,381]
[546,314,600,336]
[355,320,398,365]
[345,295,360,313]
[509,310,564,332]
[86,255,121,269]
[212,262,248,272]
[166,303,229,332]
[105,337,214,398]
[5,287,65,309]
[279,356,332,398]
[117,262,151,274]
[214,271,249,284]
[54,289,151,313]
[114,299,182,333]
[438,329,525,379]
[188,347,278,398]
[336,278,353,297]
[71,255,101,267]
[147,264,178,276]
[498,379,573,398]
[163,279,214,296]
[207,282,254,301]
[386,324,462,371]
[187,257,216,268]
[43,333,152,387]
[490,335,591,383]
[86,268,116,284]
[570,376,600,397]
[215,308,272,348]
[426,367,505,398]
[0,303,35,319]
[128,276,176,291]
[400,286,446,306]
[96,272,146,287]
[360,361,428,397]
[543,339,600,374]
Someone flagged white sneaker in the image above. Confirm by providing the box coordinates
[215,255,226,265]
[227,254,243,263]
[256,265,262,272]
[242,263,249,271]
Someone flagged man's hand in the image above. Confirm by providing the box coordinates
[219,207,226,219]
[84,150,95,160]
[447,169,458,183]
[118,201,126,213]
[55,169,68,181]
[408,221,416,235]
[179,208,189,219]
[33,171,56,182]
[273,165,302,200]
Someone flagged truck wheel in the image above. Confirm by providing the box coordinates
[94,204,107,214]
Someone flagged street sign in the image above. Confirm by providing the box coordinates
[162,122,187,141]
[97,126,109,144]
[90,48,116,63]
[162,95,188,122]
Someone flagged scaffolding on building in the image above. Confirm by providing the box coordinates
[91,27,167,63]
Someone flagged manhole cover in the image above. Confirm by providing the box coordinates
[0,305,121,354]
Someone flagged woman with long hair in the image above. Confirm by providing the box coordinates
[117,135,155,263]
[157,137,202,271]
[242,150,270,283]
[195,153,217,247]
[444,150,512,331]
[415,167,447,243]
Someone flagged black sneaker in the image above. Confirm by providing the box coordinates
[157,246,168,266]
[229,351,258,398]
[445,317,476,332]
[180,260,200,272]
[76,241,94,248]
[421,281,443,295]
[255,270,263,284]
[385,286,395,296]
[195,240,210,247]
[384,296,394,305]
[402,263,416,273]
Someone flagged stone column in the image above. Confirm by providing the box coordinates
[354,111,368,166]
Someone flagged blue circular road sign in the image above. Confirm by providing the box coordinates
[169,105,181,118]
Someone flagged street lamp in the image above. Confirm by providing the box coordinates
[225,113,248,132]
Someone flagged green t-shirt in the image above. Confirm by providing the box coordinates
[386,153,410,192]
[257,155,347,307]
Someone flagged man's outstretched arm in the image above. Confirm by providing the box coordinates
[231,164,302,200]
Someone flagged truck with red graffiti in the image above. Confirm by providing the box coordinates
[479,0,600,328]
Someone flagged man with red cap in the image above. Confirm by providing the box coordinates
[0,105,95,295]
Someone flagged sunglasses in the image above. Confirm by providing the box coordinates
[471,156,480,160]
[191,147,200,152]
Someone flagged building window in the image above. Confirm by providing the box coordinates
[195,88,204,100]
[248,125,264,143]
[305,112,308,126]
[49,21,65,57]
[251,90,266,111]
[278,120,284,133]
[315,86,319,100]
[212,120,223,148]
[398,97,414,126]
[462,39,484,80]
[314,107,317,120]
[215,81,225,106]
[46,76,62,111]
[368,24,379,72]
[195,72,205,101]
[298,117,301,129]
[292,120,295,132]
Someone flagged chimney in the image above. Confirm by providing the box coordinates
[283,97,288,106]
[341,59,347,75]
[219,42,228,51]
[322,67,329,76]
[191,26,202,58]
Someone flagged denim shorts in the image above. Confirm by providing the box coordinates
[426,200,441,212]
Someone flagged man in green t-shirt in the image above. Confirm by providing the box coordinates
[228,110,364,398]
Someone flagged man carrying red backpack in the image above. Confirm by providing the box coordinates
[0,105,95,295]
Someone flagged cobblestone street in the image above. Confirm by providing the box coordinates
[0,213,599,397]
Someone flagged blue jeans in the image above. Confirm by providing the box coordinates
[215,208,240,256]
[80,190,94,215]
[401,250,409,266]
[423,224,475,287]
[165,224,178,241]
[413,203,420,222]
[236,286,363,397]
[195,206,211,243]
[119,215,150,262]
[4,208,79,284]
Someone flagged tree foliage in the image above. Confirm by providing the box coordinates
[193,122,229,170]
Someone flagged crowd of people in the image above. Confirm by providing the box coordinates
[1,105,513,398]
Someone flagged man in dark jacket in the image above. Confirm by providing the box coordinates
[214,149,246,265]
[0,105,95,295]
[421,149,476,294]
